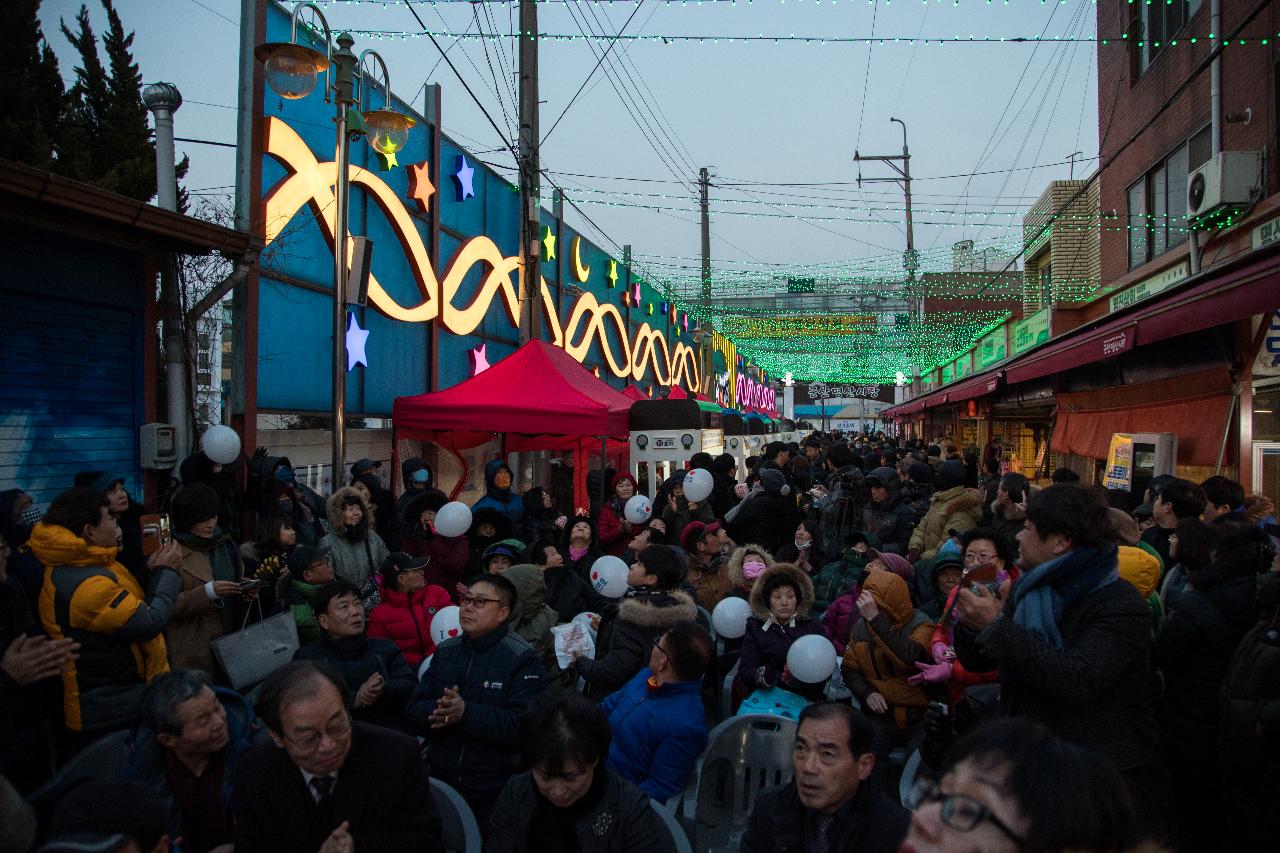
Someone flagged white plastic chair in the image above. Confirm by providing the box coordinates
[430,777,482,853]
[651,799,693,853]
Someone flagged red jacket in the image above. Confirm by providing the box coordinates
[930,585,999,705]
[403,529,470,596]
[368,583,453,667]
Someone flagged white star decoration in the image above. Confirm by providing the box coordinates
[346,313,369,371]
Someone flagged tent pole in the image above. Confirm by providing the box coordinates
[599,436,608,515]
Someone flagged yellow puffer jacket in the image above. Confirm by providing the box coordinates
[1117,545,1160,599]
[31,523,177,731]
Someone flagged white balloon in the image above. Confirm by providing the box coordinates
[787,634,838,684]
[430,605,462,645]
[434,502,472,538]
[624,494,653,525]
[589,556,630,599]
[201,425,242,465]
[416,655,433,681]
[711,596,751,640]
[683,468,714,503]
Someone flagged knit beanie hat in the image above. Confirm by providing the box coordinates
[869,549,914,582]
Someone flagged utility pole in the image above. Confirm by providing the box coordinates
[699,166,712,396]
[518,0,540,344]
[854,118,918,318]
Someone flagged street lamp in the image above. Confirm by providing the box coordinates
[256,2,413,492]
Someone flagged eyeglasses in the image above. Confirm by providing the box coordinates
[907,778,1026,845]
[651,636,669,661]
[964,551,997,564]
[282,713,352,753]
[458,593,503,609]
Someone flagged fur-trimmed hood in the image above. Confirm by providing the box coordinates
[326,486,372,537]
[727,544,776,588]
[748,561,815,620]
[990,497,1027,524]
[937,486,984,516]
[616,589,697,629]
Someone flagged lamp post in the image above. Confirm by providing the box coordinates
[256,3,413,491]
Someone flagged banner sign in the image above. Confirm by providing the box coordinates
[1102,433,1135,490]
[1012,308,1051,355]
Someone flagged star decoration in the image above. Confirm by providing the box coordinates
[541,226,556,261]
[607,259,619,288]
[593,366,601,378]
[452,155,475,200]
[374,149,398,171]
[632,283,640,303]
[469,343,490,375]
[622,291,631,308]
[345,313,369,371]
[407,161,434,212]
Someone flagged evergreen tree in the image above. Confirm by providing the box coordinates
[0,0,68,171]
[58,0,188,203]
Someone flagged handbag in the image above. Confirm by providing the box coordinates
[210,598,300,690]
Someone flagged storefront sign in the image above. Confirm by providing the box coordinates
[1255,309,1280,377]
[1253,214,1280,250]
[954,352,972,380]
[976,326,1008,368]
[1108,262,1189,313]
[1102,433,1135,490]
[1100,323,1136,358]
[940,363,954,385]
[1012,308,1051,355]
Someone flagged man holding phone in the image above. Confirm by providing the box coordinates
[951,484,1169,839]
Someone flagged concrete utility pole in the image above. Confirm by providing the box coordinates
[518,0,540,344]
[699,167,712,395]
[144,82,191,465]
[854,118,918,318]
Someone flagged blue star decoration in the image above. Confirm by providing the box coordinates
[346,313,369,371]
[452,155,475,201]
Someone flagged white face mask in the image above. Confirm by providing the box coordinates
[794,540,810,550]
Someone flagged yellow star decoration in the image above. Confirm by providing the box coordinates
[374,149,398,171]
[607,259,619,288]
[541,226,556,261]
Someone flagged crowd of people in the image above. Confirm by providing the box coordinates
[2,433,1279,853]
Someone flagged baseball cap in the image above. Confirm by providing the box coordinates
[381,551,430,585]
[351,458,381,477]
[287,545,331,575]
[681,521,721,553]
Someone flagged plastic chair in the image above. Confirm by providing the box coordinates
[27,729,132,809]
[682,714,798,853]
[898,749,923,808]
[651,800,693,853]
[695,605,718,646]
[719,658,740,721]
[430,777,482,853]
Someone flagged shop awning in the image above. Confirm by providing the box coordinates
[392,339,634,446]
[1008,244,1280,384]
[1051,367,1235,466]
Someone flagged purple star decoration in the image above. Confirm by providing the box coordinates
[346,312,369,371]
[452,155,475,201]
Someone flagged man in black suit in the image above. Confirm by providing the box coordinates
[232,660,441,853]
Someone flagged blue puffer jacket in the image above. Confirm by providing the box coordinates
[471,460,525,530]
[120,687,262,843]
[599,667,708,802]
[406,623,548,800]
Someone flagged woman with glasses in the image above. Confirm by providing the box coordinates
[902,718,1136,853]
[914,529,1018,708]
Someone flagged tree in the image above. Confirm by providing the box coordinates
[55,0,188,202]
[0,1,69,171]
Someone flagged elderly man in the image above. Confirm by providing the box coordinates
[742,702,909,853]
[231,660,440,853]
[120,669,259,853]
[294,581,418,733]
[406,573,548,821]
[599,620,713,802]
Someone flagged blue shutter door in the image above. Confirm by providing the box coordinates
[0,292,143,508]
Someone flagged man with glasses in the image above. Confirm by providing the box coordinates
[280,546,336,646]
[741,701,909,853]
[407,574,548,822]
[232,660,440,853]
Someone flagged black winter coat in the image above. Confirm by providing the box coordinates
[860,494,915,555]
[954,575,1162,773]
[741,780,909,853]
[406,623,548,800]
[1153,558,1258,746]
[579,589,697,698]
[294,633,418,732]
[726,491,789,553]
[486,768,667,853]
[544,564,607,622]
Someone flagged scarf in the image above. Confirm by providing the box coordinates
[174,529,238,632]
[1011,545,1119,649]
[568,543,590,562]
[724,484,764,524]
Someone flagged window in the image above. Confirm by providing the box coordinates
[1140,0,1202,72]
[1126,127,1212,270]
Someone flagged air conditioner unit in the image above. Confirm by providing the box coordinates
[1186,151,1262,229]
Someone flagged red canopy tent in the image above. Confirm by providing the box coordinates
[392,340,636,505]
[622,385,649,401]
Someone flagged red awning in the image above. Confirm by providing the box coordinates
[1008,246,1280,384]
[392,340,634,447]
[1051,368,1235,466]
[946,372,1003,404]
[622,385,649,401]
